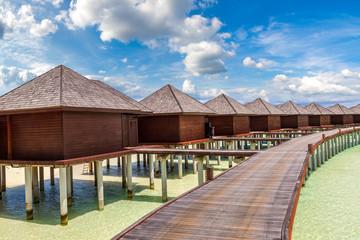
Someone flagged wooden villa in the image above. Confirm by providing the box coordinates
[0,65,149,161]
[138,84,215,143]
[205,94,254,136]
[244,98,285,131]
[276,101,312,128]
[303,102,334,126]
[327,104,354,125]
[350,104,360,123]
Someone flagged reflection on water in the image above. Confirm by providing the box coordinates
[0,156,230,240]
[293,145,360,239]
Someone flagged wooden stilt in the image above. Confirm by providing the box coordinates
[195,156,205,185]
[122,156,127,188]
[205,142,210,167]
[226,141,233,168]
[39,167,44,191]
[137,154,140,167]
[178,155,182,179]
[32,167,39,203]
[1,166,6,192]
[143,154,147,168]
[107,159,110,170]
[96,161,104,211]
[155,157,160,177]
[117,157,121,168]
[59,167,68,225]
[66,167,72,206]
[0,166,2,200]
[158,155,169,202]
[127,155,133,199]
[89,162,93,175]
[70,166,73,196]
[94,162,97,187]
[170,155,174,172]
[25,167,33,220]
[192,145,197,174]
[149,154,155,190]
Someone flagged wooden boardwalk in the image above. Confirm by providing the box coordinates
[114,129,342,240]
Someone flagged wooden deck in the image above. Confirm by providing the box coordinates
[114,129,342,240]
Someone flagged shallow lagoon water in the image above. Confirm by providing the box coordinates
[0,156,230,240]
[293,145,360,239]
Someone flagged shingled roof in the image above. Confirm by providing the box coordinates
[349,104,360,114]
[0,65,144,114]
[244,98,285,115]
[303,102,334,115]
[277,101,312,115]
[140,84,214,115]
[91,80,152,113]
[205,94,254,115]
[327,104,355,115]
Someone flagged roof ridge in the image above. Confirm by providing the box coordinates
[290,101,301,114]
[223,94,237,114]
[168,85,184,113]
[60,65,63,106]
[259,98,272,114]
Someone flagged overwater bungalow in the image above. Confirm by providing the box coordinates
[327,104,354,125]
[138,84,215,143]
[277,101,312,129]
[349,104,360,123]
[303,102,334,126]
[244,98,285,131]
[205,94,254,136]
[0,65,148,161]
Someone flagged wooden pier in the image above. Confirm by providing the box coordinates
[114,128,356,239]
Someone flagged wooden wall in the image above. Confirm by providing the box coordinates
[268,116,281,130]
[298,115,309,127]
[63,111,123,159]
[308,115,321,126]
[122,114,138,147]
[343,115,353,124]
[208,116,234,136]
[0,116,7,159]
[353,115,360,123]
[320,115,331,125]
[330,115,343,125]
[233,116,250,134]
[10,112,64,160]
[281,115,309,128]
[179,115,205,142]
[138,115,180,143]
[249,116,269,131]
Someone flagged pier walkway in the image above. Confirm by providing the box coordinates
[114,129,342,239]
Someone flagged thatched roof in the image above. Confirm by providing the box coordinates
[244,98,285,115]
[349,104,360,114]
[91,80,152,113]
[276,101,312,115]
[205,94,255,115]
[327,104,355,115]
[303,102,334,115]
[140,84,214,115]
[0,65,145,114]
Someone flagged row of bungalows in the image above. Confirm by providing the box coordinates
[327,104,354,125]
[0,65,150,162]
[277,101,312,128]
[303,102,333,126]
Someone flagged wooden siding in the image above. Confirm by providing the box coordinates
[0,116,7,159]
[11,112,63,160]
[268,115,281,130]
[128,115,138,147]
[179,115,205,142]
[280,115,309,128]
[308,115,321,126]
[63,111,123,159]
[298,115,309,127]
[138,115,180,143]
[330,115,344,125]
[208,116,234,136]
[353,115,360,123]
[343,115,353,124]
[320,115,331,125]
[233,116,250,134]
[249,116,269,131]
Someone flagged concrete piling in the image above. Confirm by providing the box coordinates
[39,167,44,191]
[149,154,155,189]
[66,167,72,206]
[25,167,33,220]
[50,167,55,185]
[32,167,39,203]
[1,166,6,192]
[195,156,205,185]
[127,155,133,199]
[59,167,68,225]
[178,155,183,179]
[96,160,104,210]
[158,155,169,202]
[122,156,127,188]
[155,157,160,177]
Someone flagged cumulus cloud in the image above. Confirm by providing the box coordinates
[30,19,58,37]
[243,57,264,69]
[182,79,196,94]
[121,58,128,63]
[180,41,234,76]
[0,22,4,39]
[341,69,360,78]
[60,0,235,76]
[0,65,37,95]
[99,70,106,74]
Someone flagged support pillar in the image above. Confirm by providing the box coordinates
[250,141,256,150]
[121,156,127,188]
[149,154,155,190]
[96,160,104,211]
[89,162,93,175]
[155,157,160,177]
[117,157,121,168]
[107,159,110,170]
[226,141,233,168]
[0,167,2,200]
[94,162,97,187]
[32,167,39,203]
[137,154,140,167]
[216,141,221,165]
[127,155,133,199]
[267,141,271,148]
[195,156,205,185]
[205,142,210,167]
[25,167,33,220]
[143,154,147,168]
[59,167,68,225]
[39,167,44,191]
[1,166,6,192]
[170,155,174,172]
[178,155,183,179]
[158,155,169,202]
[192,145,197,174]
[66,167,72,206]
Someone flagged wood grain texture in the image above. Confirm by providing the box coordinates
[63,111,123,159]
[179,115,205,142]
[0,116,7,159]
[138,115,180,143]
[116,129,341,240]
[330,115,353,125]
[281,115,309,128]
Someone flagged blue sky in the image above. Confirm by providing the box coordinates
[1,0,360,107]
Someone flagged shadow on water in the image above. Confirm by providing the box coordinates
[0,158,228,226]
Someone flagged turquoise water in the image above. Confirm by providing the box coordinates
[0,156,230,240]
[293,145,360,239]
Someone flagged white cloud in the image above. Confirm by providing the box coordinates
[121,58,128,63]
[198,0,217,9]
[243,57,264,69]
[250,25,264,33]
[182,79,196,94]
[99,70,106,74]
[127,65,135,68]
[180,41,235,76]
[32,0,64,8]
[0,65,37,95]
[30,19,58,37]
[235,27,248,41]
[341,69,360,78]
